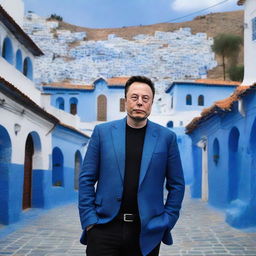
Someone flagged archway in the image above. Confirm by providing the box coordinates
[228,127,240,202]
[23,134,34,210]
[249,118,256,205]
[0,125,12,224]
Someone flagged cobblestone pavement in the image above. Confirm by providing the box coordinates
[0,192,256,256]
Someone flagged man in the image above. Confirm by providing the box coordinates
[79,76,185,256]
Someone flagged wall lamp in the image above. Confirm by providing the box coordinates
[14,123,21,135]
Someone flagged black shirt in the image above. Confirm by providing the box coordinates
[119,123,147,214]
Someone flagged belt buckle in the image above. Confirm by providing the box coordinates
[123,213,134,222]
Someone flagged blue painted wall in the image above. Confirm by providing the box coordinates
[44,78,125,122]
[171,127,193,185]
[188,89,256,228]
[166,82,237,112]
[34,125,88,210]
[0,124,88,225]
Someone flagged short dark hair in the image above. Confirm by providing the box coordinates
[124,76,155,98]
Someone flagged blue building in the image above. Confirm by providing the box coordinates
[164,79,239,184]
[0,2,89,226]
[42,77,128,123]
[186,85,256,228]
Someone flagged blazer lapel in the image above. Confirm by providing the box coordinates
[139,120,158,186]
[111,118,126,183]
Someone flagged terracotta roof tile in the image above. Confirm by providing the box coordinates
[59,122,90,138]
[195,79,241,86]
[43,82,94,90]
[0,76,89,138]
[186,85,256,134]
[107,77,130,86]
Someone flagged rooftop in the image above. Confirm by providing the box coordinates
[43,82,94,90]
[0,5,43,56]
[0,76,89,138]
[186,84,256,134]
[107,77,129,86]
[165,79,240,93]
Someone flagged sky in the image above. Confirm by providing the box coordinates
[22,0,244,28]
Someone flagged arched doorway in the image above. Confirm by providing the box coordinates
[97,94,107,121]
[74,151,82,190]
[23,134,34,210]
[0,125,12,224]
[228,127,240,202]
[249,118,256,205]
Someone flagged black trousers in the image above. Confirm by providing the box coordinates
[86,218,160,256]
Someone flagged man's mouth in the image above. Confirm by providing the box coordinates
[133,109,145,113]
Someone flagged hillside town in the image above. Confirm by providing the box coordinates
[23,12,217,88]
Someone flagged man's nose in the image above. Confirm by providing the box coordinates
[136,96,143,105]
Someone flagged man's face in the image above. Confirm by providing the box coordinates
[125,82,153,122]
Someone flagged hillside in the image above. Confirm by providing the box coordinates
[59,10,244,80]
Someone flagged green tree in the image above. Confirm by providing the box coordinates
[228,65,244,82]
[47,14,63,21]
[212,34,243,80]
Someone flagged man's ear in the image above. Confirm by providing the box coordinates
[124,98,127,110]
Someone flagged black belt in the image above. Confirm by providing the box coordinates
[116,213,138,222]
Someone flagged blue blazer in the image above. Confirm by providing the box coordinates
[79,118,185,256]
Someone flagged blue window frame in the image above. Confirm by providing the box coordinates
[252,17,256,41]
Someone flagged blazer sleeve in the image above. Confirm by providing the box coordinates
[78,125,100,229]
[164,132,185,230]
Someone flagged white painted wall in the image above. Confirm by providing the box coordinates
[0,24,41,104]
[241,0,256,85]
[0,57,41,104]
[0,92,53,170]
[0,0,24,27]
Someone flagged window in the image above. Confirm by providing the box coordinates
[15,50,22,71]
[70,97,78,115]
[97,95,107,121]
[2,37,14,64]
[252,17,256,41]
[23,57,33,80]
[171,95,173,109]
[167,121,173,128]
[52,147,64,187]
[213,138,220,165]
[198,95,204,106]
[186,94,192,105]
[120,98,125,112]
[56,97,65,110]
